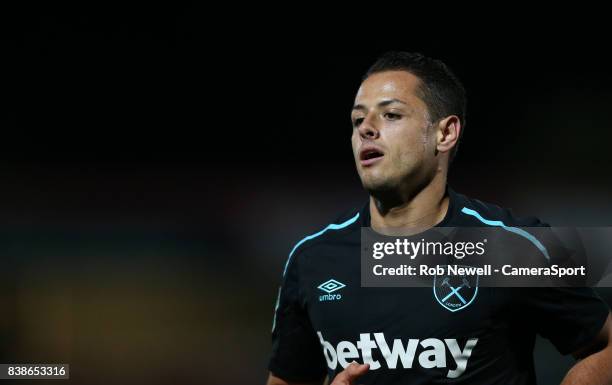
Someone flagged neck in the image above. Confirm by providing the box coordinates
[369,171,449,234]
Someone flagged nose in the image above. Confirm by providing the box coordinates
[358,115,379,140]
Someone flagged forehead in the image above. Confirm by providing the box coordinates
[355,70,423,105]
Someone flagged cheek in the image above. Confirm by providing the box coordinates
[350,131,360,156]
[385,126,424,156]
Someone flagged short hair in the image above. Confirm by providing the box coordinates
[364,51,467,161]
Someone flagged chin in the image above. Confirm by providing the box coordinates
[360,174,396,194]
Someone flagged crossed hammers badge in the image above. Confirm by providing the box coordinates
[433,266,479,312]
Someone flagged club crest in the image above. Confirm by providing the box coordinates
[433,265,479,312]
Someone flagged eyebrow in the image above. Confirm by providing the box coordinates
[352,98,408,112]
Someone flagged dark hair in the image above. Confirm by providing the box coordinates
[364,51,466,161]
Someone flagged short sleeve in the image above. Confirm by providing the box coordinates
[524,287,610,355]
[268,249,327,382]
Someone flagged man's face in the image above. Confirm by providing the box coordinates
[351,70,438,194]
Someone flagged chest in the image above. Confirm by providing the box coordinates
[300,245,513,339]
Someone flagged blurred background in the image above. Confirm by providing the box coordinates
[4,5,612,384]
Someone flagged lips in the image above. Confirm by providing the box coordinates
[359,145,385,166]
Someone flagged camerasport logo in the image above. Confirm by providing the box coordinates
[317,331,478,379]
[317,279,346,302]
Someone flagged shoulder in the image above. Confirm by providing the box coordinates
[450,188,557,261]
[281,205,364,276]
[450,189,549,227]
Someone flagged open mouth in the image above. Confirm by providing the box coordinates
[360,147,385,165]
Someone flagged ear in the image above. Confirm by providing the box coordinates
[436,115,461,155]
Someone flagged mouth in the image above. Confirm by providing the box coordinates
[359,146,385,166]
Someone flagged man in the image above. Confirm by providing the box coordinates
[266,52,612,384]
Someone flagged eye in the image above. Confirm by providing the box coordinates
[352,117,364,127]
[384,112,402,120]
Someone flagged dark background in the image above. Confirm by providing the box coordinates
[4,6,612,385]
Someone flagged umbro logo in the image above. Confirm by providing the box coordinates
[318,279,346,293]
[317,279,346,302]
